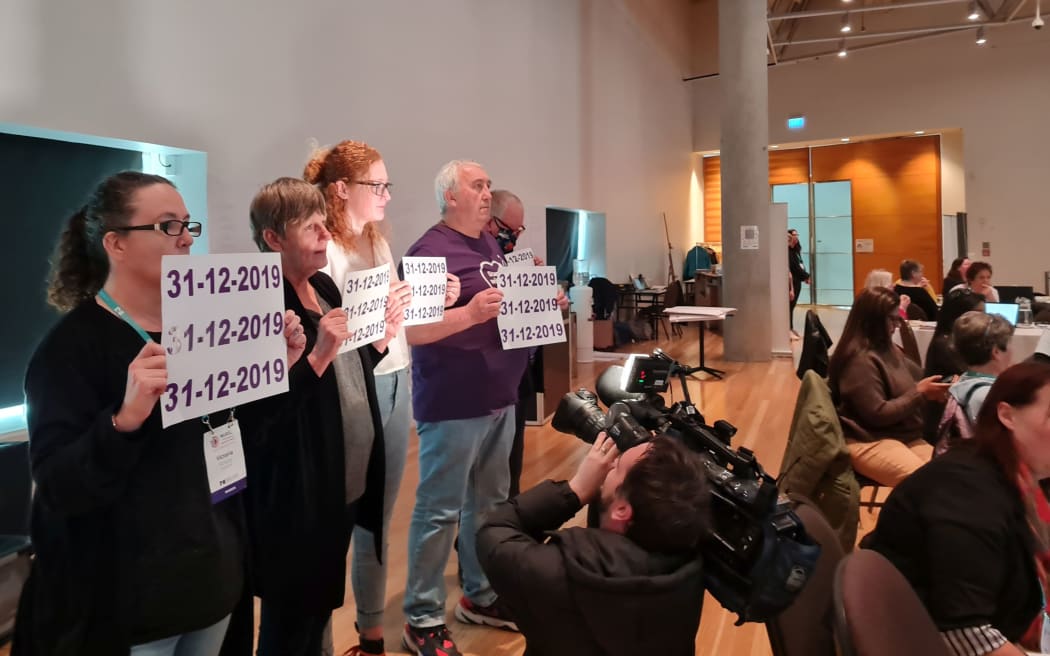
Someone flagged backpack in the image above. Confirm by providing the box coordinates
[934,380,993,457]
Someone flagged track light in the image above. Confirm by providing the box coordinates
[976,26,987,44]
[840,13,852,33]
[968,1,981,20]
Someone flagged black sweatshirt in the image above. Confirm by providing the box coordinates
[477,480,705,656]
[14,301,245,655]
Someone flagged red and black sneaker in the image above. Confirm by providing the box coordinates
[453,596,519,632]
[401,623,462,656]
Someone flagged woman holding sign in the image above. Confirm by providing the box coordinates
[303,141,459,656]
[244,177,410,656]
[14,171,306,656]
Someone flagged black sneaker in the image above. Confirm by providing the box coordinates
[453,596,519,632]
[401,623,462,656]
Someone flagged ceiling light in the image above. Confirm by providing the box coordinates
[771,145,780,149]
[914,130,925,135]
[840,138,851,142]
[838,39,848,57]
[968,1,982,20]
[976,26,987,44]
[841,13,852,33]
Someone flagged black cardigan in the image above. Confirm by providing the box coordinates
[865,448,1042,642]
[238,272,386,613]
[14,302,245,655]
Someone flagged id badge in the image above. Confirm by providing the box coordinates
[202,419,247,504]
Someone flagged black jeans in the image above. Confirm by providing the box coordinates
[257,601,331,656]
[790,281,803,329]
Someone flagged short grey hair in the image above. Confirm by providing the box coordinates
[434,159,483,215]
[491,190,522,219]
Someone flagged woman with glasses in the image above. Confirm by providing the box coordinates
[13,171,305,656]
[302,141,458,656]
[828,286,952,487]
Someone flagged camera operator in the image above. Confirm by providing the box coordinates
[476,433,711,656]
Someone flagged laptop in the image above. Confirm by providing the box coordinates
[985,302,1019,326]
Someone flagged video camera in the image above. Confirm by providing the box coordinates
[551,350,820,624]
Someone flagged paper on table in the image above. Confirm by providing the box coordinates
[664,305,737,316]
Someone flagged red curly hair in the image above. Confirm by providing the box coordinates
[303,140,384,253]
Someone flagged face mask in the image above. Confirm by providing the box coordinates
[496,227,518,253]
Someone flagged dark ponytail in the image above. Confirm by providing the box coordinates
[46,171,175,312]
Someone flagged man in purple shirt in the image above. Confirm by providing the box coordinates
[399,160,529,656]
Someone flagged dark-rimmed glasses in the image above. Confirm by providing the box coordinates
[354,181,394,197]
[494,216,525,237]
[109,220,203,237]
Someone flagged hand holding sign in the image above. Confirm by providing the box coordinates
[494,266,567,349]
[114,342,169,432]
[340,264,391,352]
[470,288,505,324]
[160,253,289,427]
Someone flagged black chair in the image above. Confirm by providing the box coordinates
[905,303,927,321]
[587,277,619,320]
[0,440,32,641]
[0,441,31,557]
[766,496,845,656]
[833,550,951,656]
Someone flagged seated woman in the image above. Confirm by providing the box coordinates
[951,261,1000,302]
[922,289,987,441]
[865,362,1050,656]
[942,256,971,296]
[894,259,939,321]
[829,287,950,486]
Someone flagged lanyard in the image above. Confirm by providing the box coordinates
[97,289,154,344]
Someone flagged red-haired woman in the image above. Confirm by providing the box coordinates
[866,361,1050,655]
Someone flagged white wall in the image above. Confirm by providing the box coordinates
[0,0,692,287]
[691,23,1050,287]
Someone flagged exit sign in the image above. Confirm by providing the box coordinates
[787,116,806,130]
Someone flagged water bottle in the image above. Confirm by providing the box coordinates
[1018,298,1034,326]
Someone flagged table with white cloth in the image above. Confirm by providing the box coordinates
[663,305,737,379]
[913,322,1049,367]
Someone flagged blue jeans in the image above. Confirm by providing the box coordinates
[403,406,515,627]
[351,367,412,631]
[130,615,230,656]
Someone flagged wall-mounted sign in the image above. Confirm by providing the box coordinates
[855,238,874,253]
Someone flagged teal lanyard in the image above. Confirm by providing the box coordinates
[97,289,154,343]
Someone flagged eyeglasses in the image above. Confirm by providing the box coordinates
[109,220,202,237]
[494,216,525,237]
[353,181,394,197]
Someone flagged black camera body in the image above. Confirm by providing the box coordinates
[552,352,820,624]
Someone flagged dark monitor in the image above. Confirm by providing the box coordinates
[996,285,1035,303]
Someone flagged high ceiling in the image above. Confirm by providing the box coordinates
[767,0,1034,63]
[676,0,1042,78]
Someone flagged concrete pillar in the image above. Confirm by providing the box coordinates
[719,0,772,362]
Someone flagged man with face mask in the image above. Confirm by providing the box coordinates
[486,190,541,497]
[476,434,711,656]
[487,190,530,257]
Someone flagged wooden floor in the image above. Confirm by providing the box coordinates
[4,325,876,656]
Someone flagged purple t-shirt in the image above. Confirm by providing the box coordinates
[405,223,529,422]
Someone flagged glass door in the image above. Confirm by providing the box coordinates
[772,183,811,305]
[772,180,854,306]
[813,181,854,306]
